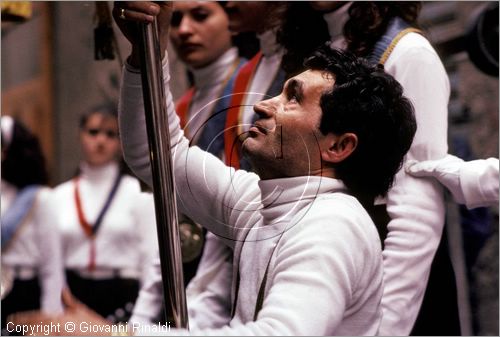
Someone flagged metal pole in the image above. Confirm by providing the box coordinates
[137,19,189,329]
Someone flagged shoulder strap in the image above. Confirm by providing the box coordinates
[74,173,123,271]
[1,185,40,249]
[231,230,285,321]
[74,172,123,238]
[369,17,423,65]
[175,87,196,129]
[196,58,247,156]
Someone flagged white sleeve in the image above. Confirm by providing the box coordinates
[460,158,499,209]
[186,232,232,330]
[379,36,450,335]
[130,254,163,326]
[118,58,261,247]
[34,188,64,314]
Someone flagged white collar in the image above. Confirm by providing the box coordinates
[79,161,119,182]
[258,175,347,226]
[190,48,239,90]
[323,2,351,47]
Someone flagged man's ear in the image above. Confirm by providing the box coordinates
[321,133,358,164]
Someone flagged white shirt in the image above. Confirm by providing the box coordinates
[459,158,499,208]
[1,180,64,313]
[53,162,158,285]
[118,58,384,335]
[407,156,499,209]
[322,4,350,50]
[323,15,450,335]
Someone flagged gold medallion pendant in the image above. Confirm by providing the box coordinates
[178,217,204,263]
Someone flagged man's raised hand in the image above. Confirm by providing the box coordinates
[112,1,173,67]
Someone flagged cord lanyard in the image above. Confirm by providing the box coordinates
[73,173,122,271]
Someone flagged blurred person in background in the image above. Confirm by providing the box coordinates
[52,104,158,323]
[311,1,455,335]
[1,116,64,334]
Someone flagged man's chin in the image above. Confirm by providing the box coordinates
[241,137,253,157]
[242,137,263,159]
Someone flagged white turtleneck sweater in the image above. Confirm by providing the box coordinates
[240,29,284,130]
[323,11,450,336]
[182,47,239,144]
[118,56,384,335]
[53,162,158,285]
[1,180,64,313]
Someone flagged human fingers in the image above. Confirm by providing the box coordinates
[405,159,437,177]
[113,1,161,23]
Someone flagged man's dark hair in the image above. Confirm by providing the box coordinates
[1,119,49,188]
[304,46,417,204]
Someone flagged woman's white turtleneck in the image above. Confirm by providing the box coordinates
[322,2,351,50]
[184,47,238,142]
[53,161,158,285]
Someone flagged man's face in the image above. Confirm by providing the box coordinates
[242,70,335,179]
[170,2,232,69]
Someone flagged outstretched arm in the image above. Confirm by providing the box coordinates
[407,155,499,209]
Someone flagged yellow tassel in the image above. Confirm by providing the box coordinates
[1,1,32,21]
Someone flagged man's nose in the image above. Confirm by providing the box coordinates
[253,98,276,119]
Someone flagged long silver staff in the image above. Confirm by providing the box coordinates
[137,19,189,329]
